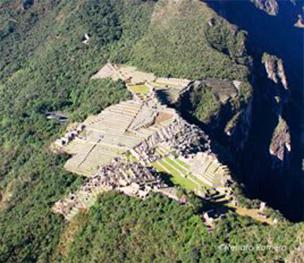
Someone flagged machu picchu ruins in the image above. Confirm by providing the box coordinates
[52,158,168,220]
[52,63,233,220]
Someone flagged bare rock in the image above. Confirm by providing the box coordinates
[251,0,279,16]
[269,116,291,169]
[262,53,288,89]
[295,14,304,29]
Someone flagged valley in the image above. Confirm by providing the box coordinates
[0,0,303,262]
[206,0,304,221]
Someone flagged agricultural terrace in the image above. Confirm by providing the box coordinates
[128,84,150,95]
[52,63,232,220]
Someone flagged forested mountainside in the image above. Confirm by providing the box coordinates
[0,0,303,262]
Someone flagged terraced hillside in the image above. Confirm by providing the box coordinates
[0,1,303,262]
[52,67,233,220]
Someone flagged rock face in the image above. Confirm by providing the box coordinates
[177,79,253,153]
[251,0,279,15]
[269,117,291,170]
[295,14,304,28]
[262,53,288,90]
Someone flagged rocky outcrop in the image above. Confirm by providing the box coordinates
[177,78,253,153]
[277,59,288,90]
[262,53,288,90]
[252,0,304,30]
[251,0,279,16]
[269,116,291,170]
[295,14,304,28]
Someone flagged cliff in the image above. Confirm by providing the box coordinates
[262,53,288,90]
[176,79,252,152]
[251,0,279,15]
[269,116,291,170]
[295,14,304,28]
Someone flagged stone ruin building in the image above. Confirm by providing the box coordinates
[130,115,211,165]
[53,157,168,220]
[52,63,233,220]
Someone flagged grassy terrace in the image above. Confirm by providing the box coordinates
[175,158,190,169]
[150,82,168,89]
[124,151,138,163]
[128,84,150,95]
[152,155,207,191]
[129,147,185,186]
[165,157,189,174]
[155,147,167,156]
[129,146,208,191]
[153,161,198,190]
[165,156,209,188]
[154,147,210,191]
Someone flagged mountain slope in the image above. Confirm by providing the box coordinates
[0,0,303,262]
[130,0,250,80]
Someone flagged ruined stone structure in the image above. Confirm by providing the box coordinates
[185,152,231,188]
[52,63,233,220]
[131,116,211,165]
[53,158,167,220]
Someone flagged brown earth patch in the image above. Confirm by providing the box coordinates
[155,111,173,124]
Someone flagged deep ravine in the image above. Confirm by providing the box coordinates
[205,0,304,221]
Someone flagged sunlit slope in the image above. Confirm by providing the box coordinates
[130,0,249,80]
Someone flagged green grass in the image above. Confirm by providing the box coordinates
[175,158,190,169]
[168,157,190,172]
[128,84,149,95]
[188,174,210,189]
[151,82,171,89]
[164,156,211,189]
[153,160,198,191]
[165,156,189,174]
[156,146,169,157]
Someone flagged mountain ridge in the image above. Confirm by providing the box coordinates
[0,0,303,262]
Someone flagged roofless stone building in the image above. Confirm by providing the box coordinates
[52,63,232,220]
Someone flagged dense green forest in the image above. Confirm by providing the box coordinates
[130,0,250,80]
[0,0,303,262]
[52,192,304,263]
